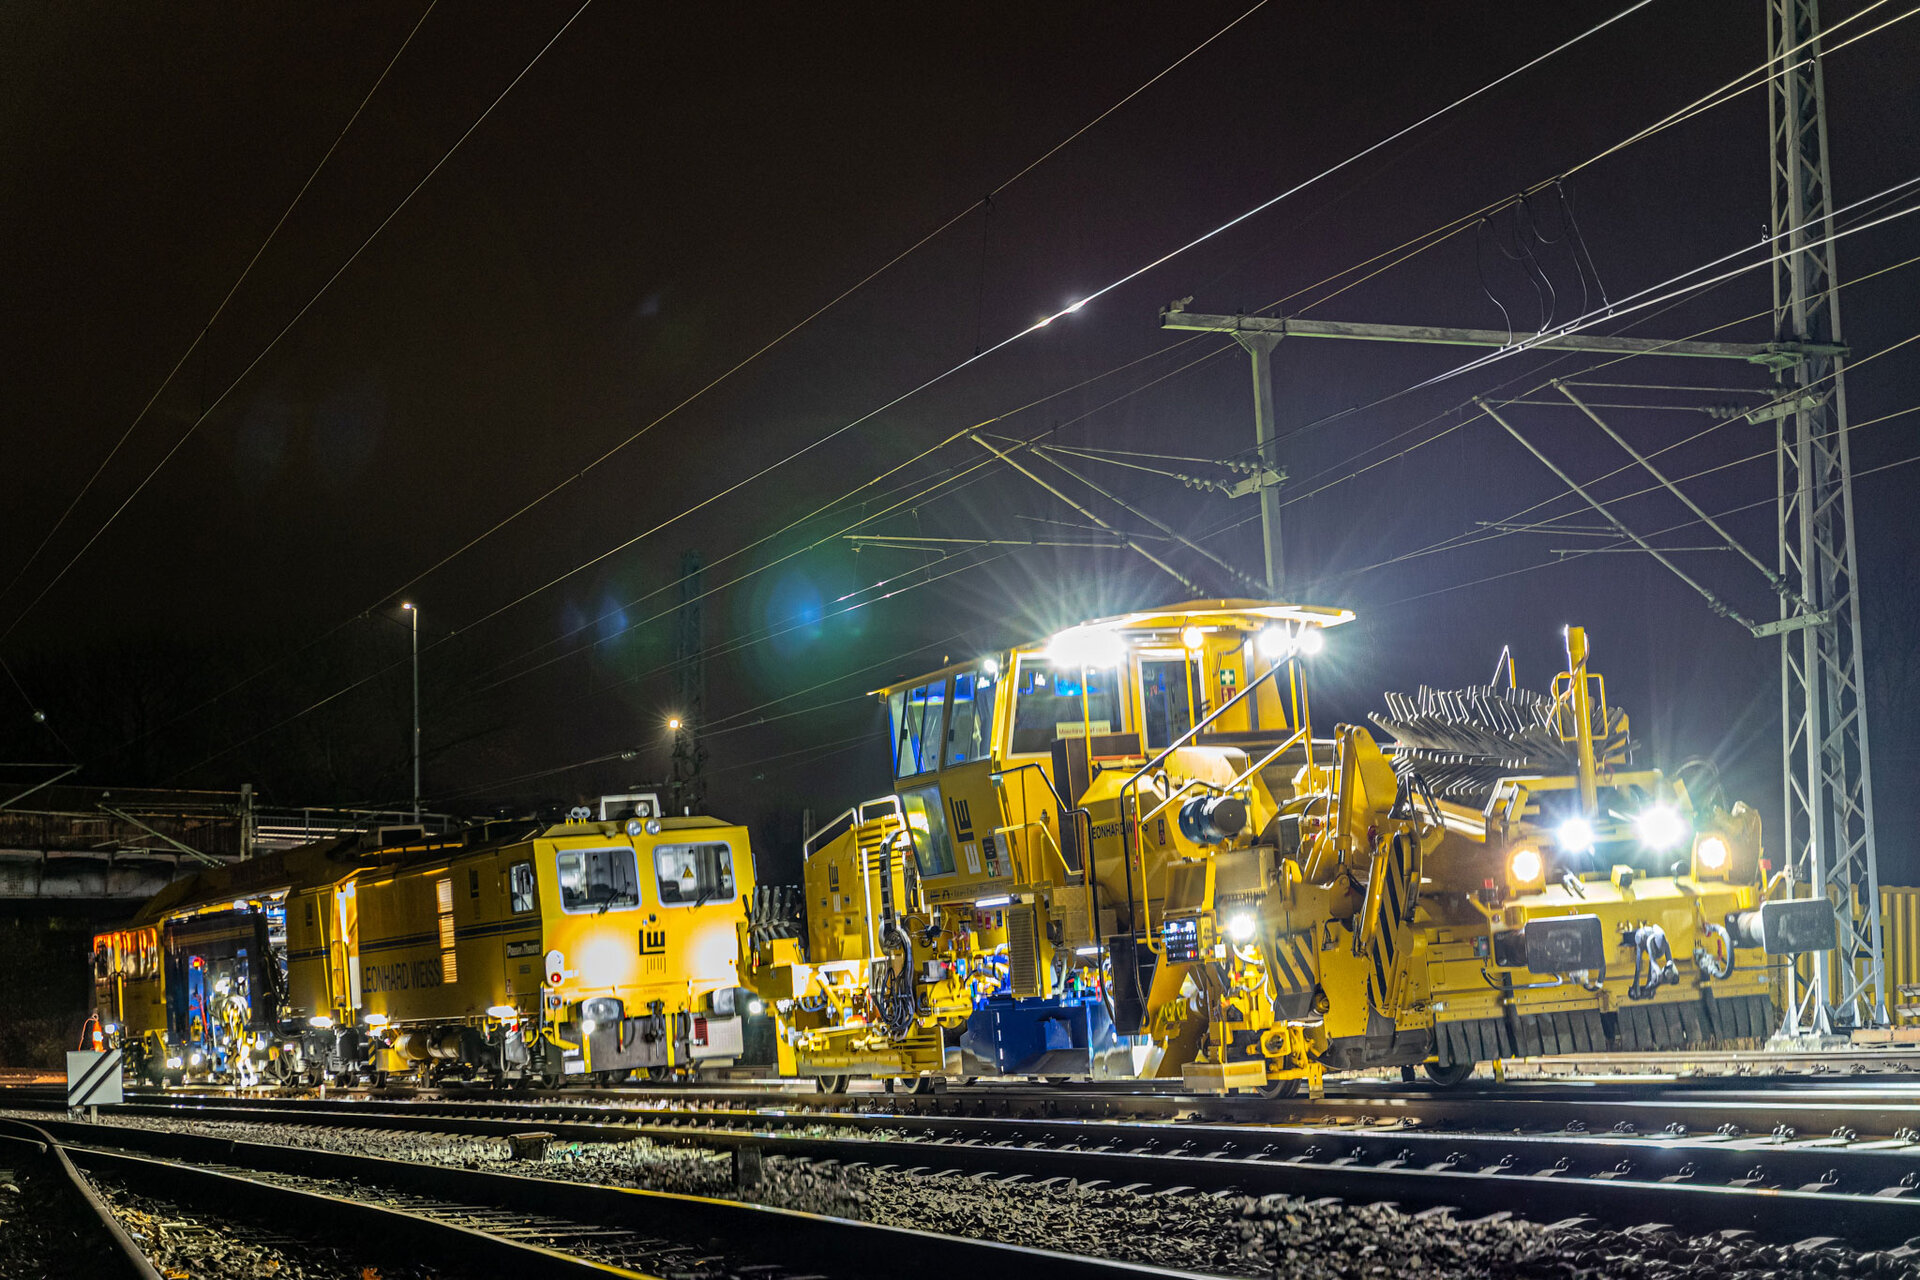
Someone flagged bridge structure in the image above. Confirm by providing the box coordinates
[0,779,457,901]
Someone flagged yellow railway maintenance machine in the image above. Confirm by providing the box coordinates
[740,601,1834,1096]
[96,802,760,1087]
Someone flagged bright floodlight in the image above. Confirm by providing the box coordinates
[1697,835,1730,870]
[1296,627,1325,655]
[1256,626,1289,659]
[1557,816,1596,854]
[1508,847,1543,883]
[1635,805,1687,850]
[1226,913,1257,943]
[1181,625,1205,651]
[668,716,683,731]
[981,656,1000,677]
[1047,625,1126,669]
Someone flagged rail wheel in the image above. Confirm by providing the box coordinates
[646,1065,673,1082]
[1423,1060,1475,1088]
[814,1074,851,1094]
[1256,1078,1302,1100]
[908,1074,941,1095]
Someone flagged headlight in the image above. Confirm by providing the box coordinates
[1225,913,1257,943]
[1697,835,1730,871]
[747,999,765,1016]
[166,1056,183,1069]
[189,1052,202,1065]
[1556,817,1595,854]
[308,1015,334,1029]
[580,1018,597,1035]
[1635,805,1687,850]
[1508,847,1543,883]
[486,1005,518,1020]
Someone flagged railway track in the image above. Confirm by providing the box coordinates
[4,1111,1221,1280]
[19,1087,1920,1253]
[0,1116,159,1279]
[66,1070,1920,1139]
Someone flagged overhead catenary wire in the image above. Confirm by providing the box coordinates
[0,0,441,613]
[359,0,1662,641]
[109,0,1284,753]
[360,0,1276,617]
[0,0,599,647]
[122,0,1904,769]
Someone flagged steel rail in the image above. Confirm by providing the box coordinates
[23,1114,1222,1280]
[41,1071,1920,1140]
[56,1096,1920,1249]
[0,1117,161,1280]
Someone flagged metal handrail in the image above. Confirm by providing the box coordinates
[804,795,902,859]
[1118,635,1312,943]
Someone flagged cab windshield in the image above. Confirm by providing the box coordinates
[1010,656,1125,755]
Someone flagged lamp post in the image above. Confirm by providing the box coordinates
[402,602,420,823]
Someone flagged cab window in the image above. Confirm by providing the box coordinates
[889,678,948,777]
[557,848,640,913]
[1010,656,1124,755]
[1141,657,1204,751]
[945,666,999,767]
[508,861,537,913]
[900,784,955,876]
[654,842,735,907]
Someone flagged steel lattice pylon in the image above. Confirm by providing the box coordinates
[1770,0,1885,1031]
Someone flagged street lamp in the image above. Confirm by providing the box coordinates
[402,603,419,823]
[667,716,683,732]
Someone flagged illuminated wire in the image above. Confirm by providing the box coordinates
[0,0,598,645]
[359,0,1277,615]
[0,0,441,613]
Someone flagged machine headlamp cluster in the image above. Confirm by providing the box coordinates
[1696,834,1730,871]
[1633,805,1688,851]
[1507,846,1544,884]
[1225,913,1257,943]
[1555,817,1595,855]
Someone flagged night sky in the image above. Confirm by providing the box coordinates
[3,2,1916,886]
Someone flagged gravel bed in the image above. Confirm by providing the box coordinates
[0,1156,125,1278]
[87,1175,463,1279]
[12,1111,1916,1279]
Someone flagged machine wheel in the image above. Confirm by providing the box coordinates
[814,1074,851,1094]
[1423,1060,1475,1088]
[646,1065,673,1082]
[1256,1078,1303,1100]
[908,1075,940,1095]
[1043,1075,1072,1086]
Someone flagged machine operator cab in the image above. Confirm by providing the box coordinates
[877,600,1350,1027]
[883,599,1348,906]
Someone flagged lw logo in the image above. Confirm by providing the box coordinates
[950,797,974,842]
[638,928,667,955]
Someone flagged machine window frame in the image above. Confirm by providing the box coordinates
[1008,654,1127,756]
[945,666,1000,768]
[1140,654,1205,752]
[652,841,736,908]
[890,677,950,778]
[556,847,643,914]
[508,861,537,914]
[899,783,956,878]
